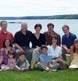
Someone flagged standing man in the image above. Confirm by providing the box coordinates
[62,25,77,61]
[44,23,61,46]
[0,21,14,49]
[14,23,32,63]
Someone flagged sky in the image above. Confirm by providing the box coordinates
[0,0,78,17]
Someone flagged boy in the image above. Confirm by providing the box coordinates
[38,45,52,71]
[16,51,30,71]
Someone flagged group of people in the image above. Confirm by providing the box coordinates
[0,20,78,71]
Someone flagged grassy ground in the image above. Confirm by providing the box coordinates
[0,70,78,81]
[0,56,77,81]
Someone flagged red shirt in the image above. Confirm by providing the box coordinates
[0,30,14,49]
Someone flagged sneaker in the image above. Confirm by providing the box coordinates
[51,69,57,71]
[0,69,2,71]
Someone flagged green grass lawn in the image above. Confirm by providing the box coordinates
[0,56,77,81]
[0,70,78,81]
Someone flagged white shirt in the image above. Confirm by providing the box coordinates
[47,45,62,58]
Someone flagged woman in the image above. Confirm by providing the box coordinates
[47,35,67,70]
[31,24,46,69]
[0,38,16,66]
[69,39,78,69]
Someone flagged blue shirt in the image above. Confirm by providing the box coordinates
[40,53,51,65]
[62,32,77,48]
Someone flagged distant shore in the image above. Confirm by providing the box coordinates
[0,14,78,20]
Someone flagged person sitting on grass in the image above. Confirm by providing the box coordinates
[0,38,16,71]
[0,50,17,71]
[16,51,30,71]
[38,45,52,71]
[47,35,68,70]
[7,50,17,70]
[69,39,78,69]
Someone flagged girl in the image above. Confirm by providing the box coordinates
[69,39,78,69]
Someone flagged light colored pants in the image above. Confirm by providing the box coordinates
[69,55,78,69]
[32,47,41,62]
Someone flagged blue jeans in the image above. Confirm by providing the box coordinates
[16,46,32,64]
[22,46,32,64]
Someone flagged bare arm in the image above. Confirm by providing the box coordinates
[14,43,24,52]
[62,45,70,53]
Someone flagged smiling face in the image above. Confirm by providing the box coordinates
[52,37,58,45]
[19,54,26,62]
[62,25,70,36]
[4,39,11,47]
[48,25,54,33]
[1,21,7,31]
[21,23,27,32]
[41,47,48,54]
[35,26,41,33]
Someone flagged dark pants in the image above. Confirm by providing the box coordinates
[62,48,69,61]
[22,47,32,64]
[0,64,1,69]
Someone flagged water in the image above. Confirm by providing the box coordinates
[0,19,78,38]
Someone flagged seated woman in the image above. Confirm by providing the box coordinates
[31,24,46,69]
[0,38,16,67]
[47,35,67,70]
[69,39,78,69]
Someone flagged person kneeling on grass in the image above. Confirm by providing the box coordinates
[38,45,58,71]
[16,51,30,71]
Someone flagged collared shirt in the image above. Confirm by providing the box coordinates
[62,32,77,48]
[40,53,51,65]
[44,31,61,45]
[16,59,30,68]
[47,45,62,58]
[0,30,14,49]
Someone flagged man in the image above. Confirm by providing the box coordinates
[14,23,32,63]
[44,23,61,45]
[62,25,77,61]
[0,21,14,49]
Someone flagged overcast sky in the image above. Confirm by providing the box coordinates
[0,0,78,16]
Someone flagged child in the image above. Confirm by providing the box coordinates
[8,51,17,70]
[1,51,17,70]
[16,51,30,71]
[38,45,52,71]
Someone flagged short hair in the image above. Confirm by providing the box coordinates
[34,24,42,29]
[0,21,7,27]
[19,51,26,57]
[41,45,48,50]
[47,23,54,28]
[62,25,69,30]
